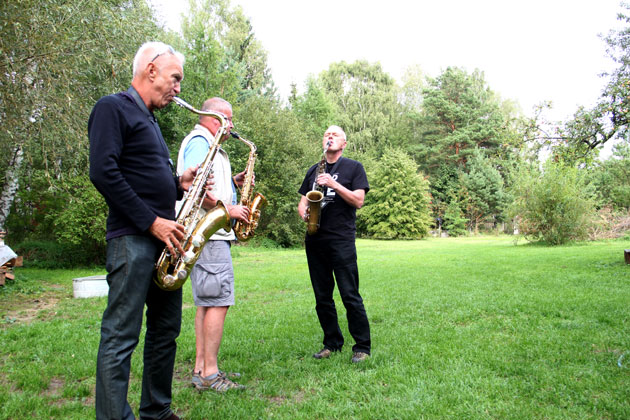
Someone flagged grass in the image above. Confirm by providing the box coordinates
[0,236,629,419]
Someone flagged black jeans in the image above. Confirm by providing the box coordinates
[95,235,182,420]
[305,239,371,354]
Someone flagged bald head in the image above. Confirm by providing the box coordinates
[199,97,234,136]
[201,97,232,116]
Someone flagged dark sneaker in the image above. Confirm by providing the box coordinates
[313,348,333,359]
[198,372,246,392]
[351,352,369,363]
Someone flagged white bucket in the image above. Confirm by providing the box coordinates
[73,275,108,298]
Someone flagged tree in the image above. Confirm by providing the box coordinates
[549,4,630,164]
[230,95,314,247]
[290,77,338,144]
[588,142,630,210]
[316,60,406,159]
[443,195,468,237]
[357,148,432,239]
[459,150,507,233]
[1,0,159,242]
[429,163,461,225]
[417,67,518,174]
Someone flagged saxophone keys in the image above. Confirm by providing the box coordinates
[183,250,195,263]
[192,234,204,248]
[177,270,188,280]
[163,275,177,288]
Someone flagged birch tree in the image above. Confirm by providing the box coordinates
[0,0,157,236]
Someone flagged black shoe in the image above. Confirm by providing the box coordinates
[351,351,369,363]
[140,413,180,420]
[313,348,332,359]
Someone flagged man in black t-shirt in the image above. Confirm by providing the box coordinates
[297,125,371,363]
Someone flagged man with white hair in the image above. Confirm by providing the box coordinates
[89,41,189,420]
[297,125,372,364]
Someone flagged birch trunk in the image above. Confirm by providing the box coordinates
[0,144,24,231]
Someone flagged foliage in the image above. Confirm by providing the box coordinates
[289,77,338,143]
[13,240,105,268]
[588,142,630,210]
[459,150,508,232]
[442,195,469,237]
[428,164,460,222]
[316,60,406,158]
[417,67,519,174]
[48,175,107,249]
[229,95,314,247]
[549,3,630,164]
[357,148,432,239]
[159,0,274,155]
[508,162,596,245]
[1,0,160,237]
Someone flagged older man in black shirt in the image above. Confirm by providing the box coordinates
[89,41,192,420]
[297,125,371,364]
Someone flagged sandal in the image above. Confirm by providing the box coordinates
[191,370,203,389]
[198,372,246,392]
[219,370,241,379]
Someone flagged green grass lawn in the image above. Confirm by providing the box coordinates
[1,236,629,419]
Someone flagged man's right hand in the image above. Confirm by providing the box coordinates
[149,216,186,256]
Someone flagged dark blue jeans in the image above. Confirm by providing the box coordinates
[95,235,182,420]
[305,239,371,354]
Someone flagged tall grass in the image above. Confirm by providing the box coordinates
[0,237,629,419]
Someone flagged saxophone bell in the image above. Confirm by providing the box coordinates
[305,141,330,235]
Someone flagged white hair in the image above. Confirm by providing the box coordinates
[327,125,347,141]
[132,41,185,78]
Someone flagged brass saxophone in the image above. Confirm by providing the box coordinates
[305,140,331,235]
[154,96,232,291]
[231,131,267,241]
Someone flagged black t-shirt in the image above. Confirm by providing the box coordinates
[298,157,369,241]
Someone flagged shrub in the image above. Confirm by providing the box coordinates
[508,162,596,245]
[14,240,105,269]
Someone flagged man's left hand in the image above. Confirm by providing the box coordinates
[233,170,250,188]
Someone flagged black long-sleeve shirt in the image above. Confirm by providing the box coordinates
[88,88,181,240]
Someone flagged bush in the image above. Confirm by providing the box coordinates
[49,175,107,248]
[508,162,596,245]
[14,240,105,269]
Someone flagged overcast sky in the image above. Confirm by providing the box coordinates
[150,0,624,123]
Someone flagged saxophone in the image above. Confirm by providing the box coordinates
[154,96,232,291]
[231,131,267,241]
[305,140,331,235]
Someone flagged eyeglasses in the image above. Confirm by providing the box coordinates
[150,46,175,63]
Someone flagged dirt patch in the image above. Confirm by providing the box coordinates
[1,297,61,327]
[44,376,65,398]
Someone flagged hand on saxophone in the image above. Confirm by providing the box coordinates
[316,173,336,189]
[149,216,186,256]
[227,204,250,223]
[179,166,197,192]
[232,170,250,188]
